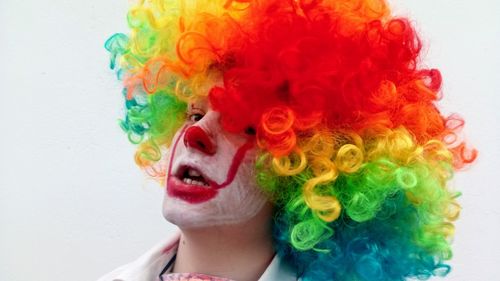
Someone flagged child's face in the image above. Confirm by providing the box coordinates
[162,97,268,228]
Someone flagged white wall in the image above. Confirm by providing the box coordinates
[0,1,498,280]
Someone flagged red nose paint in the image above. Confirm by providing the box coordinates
[166,125,255,204]
[183,126,216,155]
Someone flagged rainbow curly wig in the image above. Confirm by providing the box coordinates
[105,0,477,280]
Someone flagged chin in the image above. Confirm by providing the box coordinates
[161,188,269,229]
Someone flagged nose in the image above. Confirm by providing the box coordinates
[183,126,216,155]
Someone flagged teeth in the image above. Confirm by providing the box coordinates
[188,169,202,177]
[182,177,209,187]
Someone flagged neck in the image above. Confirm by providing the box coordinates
[172,204,275,281]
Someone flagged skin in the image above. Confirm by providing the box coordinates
[172,204,275,281]
[162,97,275,280]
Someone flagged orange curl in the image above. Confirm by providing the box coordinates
[176,31,221,70]
[124,75,144,100]
[257,129,297,157]
[370,79,399,108]
[451,142,478,169]
[261,106,296,135]
[141,57,181,94]
[258,106,298,157]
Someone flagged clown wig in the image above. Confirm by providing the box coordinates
[105,0,476,280]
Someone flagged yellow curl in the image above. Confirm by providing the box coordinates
[301,131,336,159]
[335,144,364,173]
[272,148,307,176]
[303,165,341,222]
[135,141,162,167]
[310,157,337,178]
[444,200,461,221]
[365,127,423,165]
[424,140,453,162]
[174,79,193,101]
[388,128,423,164]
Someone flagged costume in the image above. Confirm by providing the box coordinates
[96,232,298,281]
[105,0,476,280]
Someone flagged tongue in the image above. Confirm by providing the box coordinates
[188,169,202,177]
[189,175,206,183]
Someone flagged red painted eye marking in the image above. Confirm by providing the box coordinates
[207,137,254,189]
[166,125,188,181]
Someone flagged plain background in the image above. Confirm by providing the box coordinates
[0,1,499,280]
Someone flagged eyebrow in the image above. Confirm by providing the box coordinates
[189,102,208,112]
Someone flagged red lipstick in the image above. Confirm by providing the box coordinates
[167,176,217,204]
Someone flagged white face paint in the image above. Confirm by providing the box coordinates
[162,99,268,229]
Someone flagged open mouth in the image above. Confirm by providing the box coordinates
[167,165,217,204]
[177,166,211,187]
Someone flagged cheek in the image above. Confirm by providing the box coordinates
[210,136,256,188]
[163,151,268,227]
[210,162,268,221]
[235,159,257,184]
[221,159,260,199]
[166,125,188,176]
